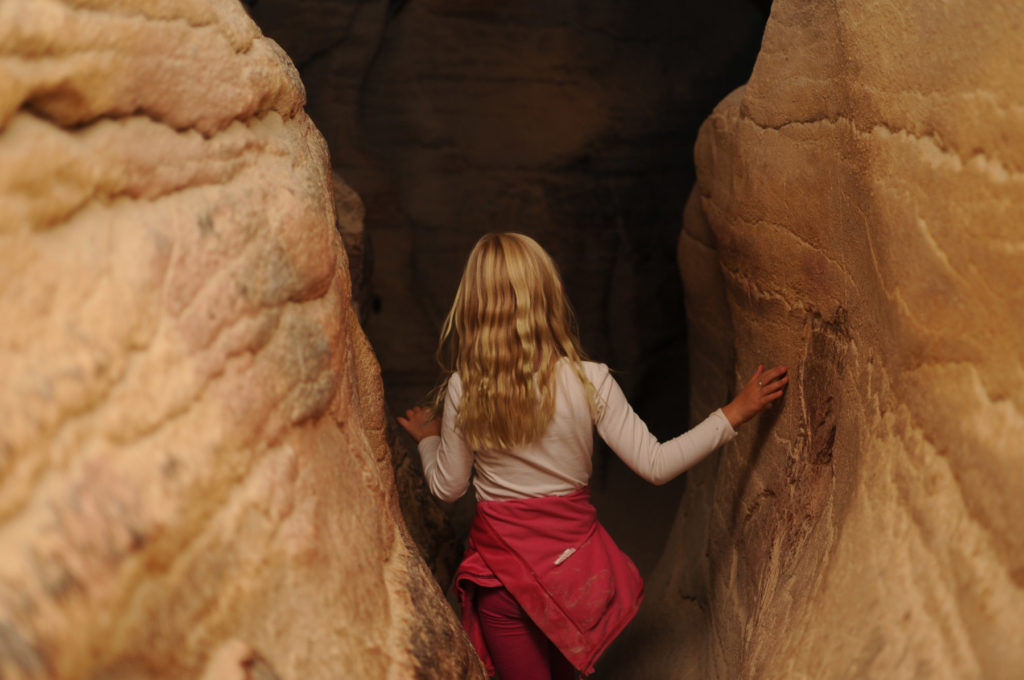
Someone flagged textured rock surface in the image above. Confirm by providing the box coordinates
[0,1,483,678]
[330,172,458,585]
[332,173,373,324]
[602,1,1024,678]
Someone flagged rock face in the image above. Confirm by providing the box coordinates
[0,1,482,678]
[602,1,1024,678]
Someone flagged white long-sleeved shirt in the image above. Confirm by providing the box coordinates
[417,360,737,502]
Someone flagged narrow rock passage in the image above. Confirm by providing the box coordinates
[247,1,770,677]
[9,1,1021,678]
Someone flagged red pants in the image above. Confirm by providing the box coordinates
[476,587,577,680]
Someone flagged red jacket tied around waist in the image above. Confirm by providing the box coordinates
[455,487,643,676]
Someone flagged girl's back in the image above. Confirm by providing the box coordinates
[423,352,741,506]
[453,358,597,501]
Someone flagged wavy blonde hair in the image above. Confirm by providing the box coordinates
[434,233,599,451]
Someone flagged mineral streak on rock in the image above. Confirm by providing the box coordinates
[607,1,1024,678]
[0,1,483,678]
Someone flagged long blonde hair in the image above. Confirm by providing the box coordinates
[434,233,598,450]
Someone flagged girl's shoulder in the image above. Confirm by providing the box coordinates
[558,358,612,385]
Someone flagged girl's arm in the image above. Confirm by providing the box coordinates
[592,363,787,485]
[398,374,474,502]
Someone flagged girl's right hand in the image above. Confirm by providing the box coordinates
[397,405,441,443]
[721,364,789,429]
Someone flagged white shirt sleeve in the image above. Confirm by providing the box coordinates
[590,363,737,485]
[416,373,474,503]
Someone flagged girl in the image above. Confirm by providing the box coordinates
[399,233,787,679]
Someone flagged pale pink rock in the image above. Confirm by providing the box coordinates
[0,1,483,678]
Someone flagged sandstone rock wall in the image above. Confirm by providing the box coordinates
[602,1,1024,678]
[0,1,482,678]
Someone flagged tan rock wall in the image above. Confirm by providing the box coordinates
[0,1,482,678]
[602,1,1024,678]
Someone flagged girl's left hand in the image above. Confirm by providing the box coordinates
[397,405,441,443]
